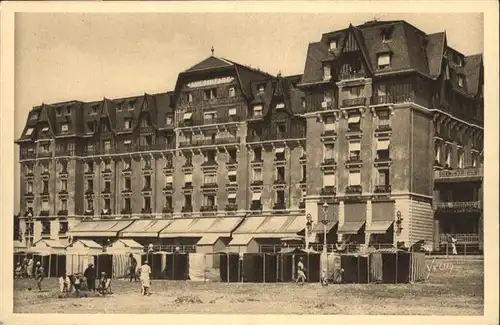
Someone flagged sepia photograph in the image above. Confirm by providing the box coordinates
[0,1,498,324]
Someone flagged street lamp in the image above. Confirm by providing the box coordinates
[321,202,330,253]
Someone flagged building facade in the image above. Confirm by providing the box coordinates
[16,19,484,253]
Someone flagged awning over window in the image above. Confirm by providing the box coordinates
[349,141,361,151]
[159,217,243,238]
[313,221,338,233]
[252,192,262,201]
[348,115,361,124]
[31,239,66,255]
[281,215,306,234]
[165,175,173,183]
[120,219,172,238]
[337,221,365,234]
[275,147,285,154]
[323,173,336,186]
[197,234,221,246]
[228,193,237,199]
[377,139,390,150]
[67,220,133,237]
[228,170,237,176]
[366,221,394,234]
[229,234,254,246]
[183,112,193,120]
[184,174,193,183]
[233,216,304,238]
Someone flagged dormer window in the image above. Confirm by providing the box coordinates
[125,119,132,129]
[203,88,217,100]
[323,65,332,80]
[458,75,464,88]
[252,105,263,117]
[276,103,285,110]
[187,93,193,102]
[91,105,98,115]
[30,113,38,120]
[165,115,173,125]
[377,53,391,69]
[56,107,62,116]
[65,106,71,115]
[229,87,236,97]
[61,124,69,133]
[116,102,123,111]
[25,128,34,136]
[382,26,394,42]
[42,127,49,132]
[129,101,135,110]
[329,39,337,50]
[258,84,265,93]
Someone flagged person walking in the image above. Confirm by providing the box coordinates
[140,260,152,296]
[84,263,96,292]
[128,253,138,282]
[26,257,34,279]
[34,262,45,291]
[296,257,307,285]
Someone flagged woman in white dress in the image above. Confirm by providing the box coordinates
[140,260,152,296]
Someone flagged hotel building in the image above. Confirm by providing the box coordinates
[16,19,483,253]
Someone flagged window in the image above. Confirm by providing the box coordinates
[30,113,38,120]
[65,106,71,115]
[323,65,332,80]
[42,199,49,211]
[61,124,69,133]
[302,98,306,108]
[61,179,67,191]
[165,196,173,208]
[60,161,68,173]
[104,160,111,170]
[204,150,217,163]
[376,139,390,160]
[435,143,441,162]
[204,88,217,100]
[165,175,173,185]
[349,141,361,161]
[253,168,263,182]
[276,166,285,182]
[276,190,285,205]
[165,115,173,125]
[228,108,237,116]
[104,198,111,210]
[104,180,111,192]
[41,220,51,234]
[141,119,149,127]
[329,39,337,50]
[229,87,236,97]
[458,150,464,168]
[104,141,111,154]
[184,173,193,184]
[258,84,265,93]
[144,158,151,169]
[42,180,49,193]
[204,111,217,123]
[26,164,33,174]
[348,87,362,98]
[43,163,49,173]
[377,169,390,186]
[144,175,151,189]
[204,173,217,184]
[91,105,98,115]
[204,195,216,207]
[25,128,34,136]
[227,193,237,204]
[445,146,452,166]
[124,160,131,170]
[472,152,478,167]
[87,179,93,191]
[301,165,307,181]
[377,53,391,69]
[382,27,394,42]
[228,149,237,163]
[184,195,192,207]
[347,114,361,131]
[252,191,262,202]
[324,91,332,103]
[144,197,151,209]
[117,102,123,111]
[60,199,67,211]
[275,147,285,161]
[187,93,193,102]
[125,177,131,190]
[348,171,361,186]
[324,144,335,161]
[86,161,94,173]
[253,105,263,117]
[228,170,237,183]
[276,123,286,135]
[42,127,49,132]
[253,147,262,161]
[27,182,33,193]
[276,103,285,110]
[125,120,132,129]
[185,154,193,166]
[129,101,135,110]
[124,198,131,210]
[324,116,336,132]
[378,110,390,127]
[323,173,335,187]
[56,107,62,116]
[458,76,464,88]
[59,219,68,234]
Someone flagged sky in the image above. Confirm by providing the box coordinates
[13,12,483,213]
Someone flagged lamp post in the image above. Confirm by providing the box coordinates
[321,202,330,253]
[305,214,312,250]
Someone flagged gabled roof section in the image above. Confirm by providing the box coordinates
[155,91,174,129]
[96,98,116,133]
[300,42,330,84]
[426,32,447,77]
[184,55,234,73]
[37,103,56,137]
[16,107,41,142]
[340,24,373,74]
[136,93,157,129]
[464,54,483,97]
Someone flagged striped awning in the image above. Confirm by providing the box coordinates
[366,221,394,234]
[67,220,133,237]
[120,219,172,238]
[337,221,365,234]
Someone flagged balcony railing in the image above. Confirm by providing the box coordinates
[299,202,305,209]
[439,233,480,243]
[201,183,218,189]
[225,204,238,211]
[37,151,53,158]
[273,203,286,210]
[55,149,76,157]
[84,209,94,216]
[141,207,152,214]
[375,124,392,132]
[339,71,365,81]
[346,185,362,194]
[321,186,337,196]
[200,205,217,212]
[181,206,193,213]
[346,155,362,164]
[179,137,240,148]
[182,183,193,190]
[436,201,482,212]
[373,93,415,105]
[342,98,366,107]
[101,209,112,216]
[250,202,262,211]
[322,158,337,166]
[20,151,36,160]
[251,180,263,186]
[39,210,49,217]
[121,208,132,215]
[178,115,243,127]
[162,207,173,214]
[321,130,337,137]
[274,179,286,185]
[434,167,483,180]
[201,160,218,167]
[374,184,391,193]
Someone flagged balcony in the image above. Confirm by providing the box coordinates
[374,154,392,167]
[375,124,392,135]
[339,71,365,81]
[201,160,218,167]
[321,158,337,168]
[274,179,286,185]
[58,190,68,196]
[162,184,174,193]
[177,114,243,128]
[320,186,337,196]
[251,158,263,167]
[434,167,483,183]
[374,184,391,194]
[25,192,34,198]
[55,149,76,157]
[101,168,112,175]
[122,188,132,194]
[321,129,337,139]
[37,151,53,158]
[40,210,50,217]
[439,233,480,243]
[342,98,366,108]
[201,183,218,190]
[346,185,362,195]
[225,203,238,211]
[101,209,112,216]
[141,207,152,214]
[85,189,94,195]
[346,155,362,167]
[273,203,286,210]
[299,202,305,209]
[182,206,193,213]
[121,208,132,215]
[373,93,415,105]
[142,186,152,193]
[40,189,50,197]
[251,180,264,187]
[84,209,94,216]
[200,205,217,212]
[20,151,36,160]
[162,207,173,214]
[436,201,482,213]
